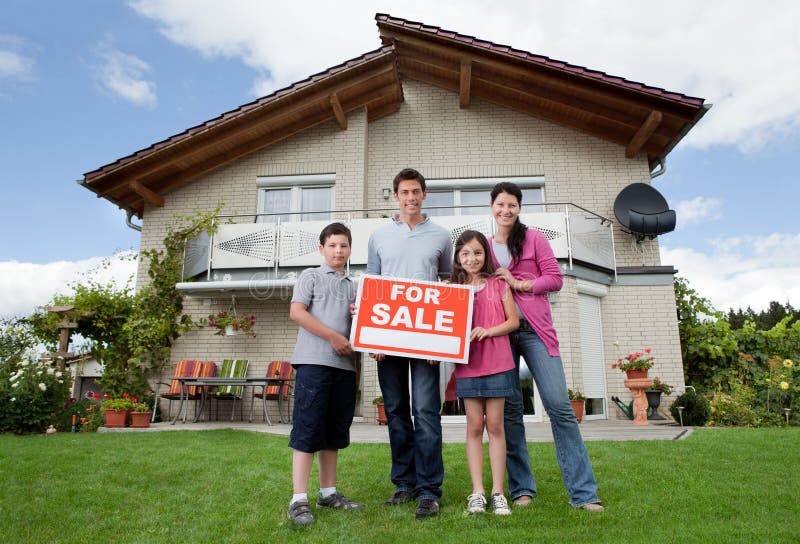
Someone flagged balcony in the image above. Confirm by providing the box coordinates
[176,204,616,298]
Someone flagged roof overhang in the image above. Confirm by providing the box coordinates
[80,13,707,218]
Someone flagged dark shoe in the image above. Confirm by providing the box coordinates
[415,498,440,520]
[288,500,314,526]
[384,490,414,506]
[316,492,364,510]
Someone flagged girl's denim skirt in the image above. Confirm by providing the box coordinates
[455,368,515,398]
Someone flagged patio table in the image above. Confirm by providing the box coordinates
[171,376,291,425]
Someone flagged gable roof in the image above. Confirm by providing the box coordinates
[81,13,707,217]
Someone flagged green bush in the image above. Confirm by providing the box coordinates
[0,360,72,434]
[670,388,711,426]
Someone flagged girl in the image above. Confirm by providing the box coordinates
[450,230,519,515]
[489,181,604,511]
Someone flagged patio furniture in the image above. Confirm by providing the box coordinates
[154,360,216,423]
[252,361,294,424]
[207,359,249,421]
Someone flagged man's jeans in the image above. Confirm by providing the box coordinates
[377,355,443,500]
[504,320,600,506]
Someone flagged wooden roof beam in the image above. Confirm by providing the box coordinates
[128,180,165,207]
[459,59,472,109]
[625,110,663,158]
[330,93,347,129]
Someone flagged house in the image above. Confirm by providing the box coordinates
[79,14,708,423]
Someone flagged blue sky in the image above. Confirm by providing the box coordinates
[2,0,799,316]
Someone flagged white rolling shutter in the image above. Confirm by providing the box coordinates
[578,292,607,405]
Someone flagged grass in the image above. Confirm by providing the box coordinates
[1,428,798,543]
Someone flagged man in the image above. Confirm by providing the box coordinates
[366,168,453,520]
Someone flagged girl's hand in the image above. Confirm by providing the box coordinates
[471,327,492,341]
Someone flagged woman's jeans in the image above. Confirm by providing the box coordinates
[378,355,443,500]
[504,319,600,506]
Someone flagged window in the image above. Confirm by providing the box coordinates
[425,177,544,216]
[256,174,335,222]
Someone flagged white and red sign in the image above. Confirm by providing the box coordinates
[350,275,474,364]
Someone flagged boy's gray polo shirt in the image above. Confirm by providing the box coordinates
[367,215,453,281]
[290,263,356,371]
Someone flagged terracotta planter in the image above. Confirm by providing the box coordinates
[130,412,152,428]
[625,369,649,380]
[570,399,585,423]
[375,403,387,425]
[104,409,129,428]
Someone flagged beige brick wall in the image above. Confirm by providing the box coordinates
[137,79,680,423]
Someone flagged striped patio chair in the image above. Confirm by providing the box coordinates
[154,360,215,422]
[209,359,249,421]
[253,361,294,424]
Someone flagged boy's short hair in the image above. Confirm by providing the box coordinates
[319,222,352,246]
[392,168,426,193]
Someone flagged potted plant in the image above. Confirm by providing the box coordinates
[101,393,134,427]
[203,310,256,337]
[372,396,387,425]
[567,389,586,423]
[129,397,153,428]
[645,377,672,421]
[611,347,655,379]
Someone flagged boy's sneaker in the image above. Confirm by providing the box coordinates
[316,492,364,510]
[288,500,314,526]
[491,493,512,516]
[415,498,440,520]
[466,493,487,513]
[384,489,414,506]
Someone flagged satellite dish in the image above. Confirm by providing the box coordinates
[613,183,676,238]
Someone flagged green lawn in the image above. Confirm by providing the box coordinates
[1,428,798,543]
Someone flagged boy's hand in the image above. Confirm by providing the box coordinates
[330,333,353,355]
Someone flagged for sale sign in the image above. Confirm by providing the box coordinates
[350,275,474,364]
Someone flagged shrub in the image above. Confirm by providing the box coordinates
[670,388,711,426]
[0,359,73,434]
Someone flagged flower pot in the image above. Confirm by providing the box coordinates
[645,390,666,420]
[376,403,387,425]
[626,369,649,380]
[130,412,152,428]
[570,399,585,423]
[104,409,129,428]
[224,324,237,336]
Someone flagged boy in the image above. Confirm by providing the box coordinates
[287,222,362,526]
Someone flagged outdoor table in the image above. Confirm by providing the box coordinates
[171,376,291,426]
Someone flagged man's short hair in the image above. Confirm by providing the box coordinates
[392,168,426,193]
[319,222,352,245]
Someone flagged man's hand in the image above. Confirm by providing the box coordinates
[370,352,385,362]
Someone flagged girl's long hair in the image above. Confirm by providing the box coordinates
[490,182,527,266]
[450,230,495,284]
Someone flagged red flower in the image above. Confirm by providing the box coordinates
[123,393,130,398]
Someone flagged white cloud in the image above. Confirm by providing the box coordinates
[0,35,34,80]
[95,39,157,108]
[674,197,722,226]
[662,233,800,312]
[0,253,138,318]
[128,0,800,151]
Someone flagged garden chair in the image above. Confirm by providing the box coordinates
[154,360,217,422]
[207,359,249,421]
[252,361,294,424]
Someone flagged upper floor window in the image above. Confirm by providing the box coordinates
[424,177,544,217]
[256,174,335,223]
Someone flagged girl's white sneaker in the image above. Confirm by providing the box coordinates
[491,493,512,515]
[466,493,487,513]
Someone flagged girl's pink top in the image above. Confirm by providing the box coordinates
[455,275,516,379]
[490,228,563,357]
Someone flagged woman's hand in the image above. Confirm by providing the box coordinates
[493,267,515,283]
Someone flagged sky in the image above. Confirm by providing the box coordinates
[1,0,799,318]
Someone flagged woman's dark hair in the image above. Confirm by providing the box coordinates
[490,182,527,265]
[450,230,495,284]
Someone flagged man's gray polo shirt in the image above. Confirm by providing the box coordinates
[290,263,356,371]
[367,215,453,281]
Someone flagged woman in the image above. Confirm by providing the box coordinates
[489,181,604,512]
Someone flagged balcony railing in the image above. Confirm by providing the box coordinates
[178,203,616,297]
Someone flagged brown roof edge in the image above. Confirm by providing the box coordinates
[375,13,705,108]
[82,43,398,182]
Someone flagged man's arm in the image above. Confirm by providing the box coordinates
[366,234,381,276]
